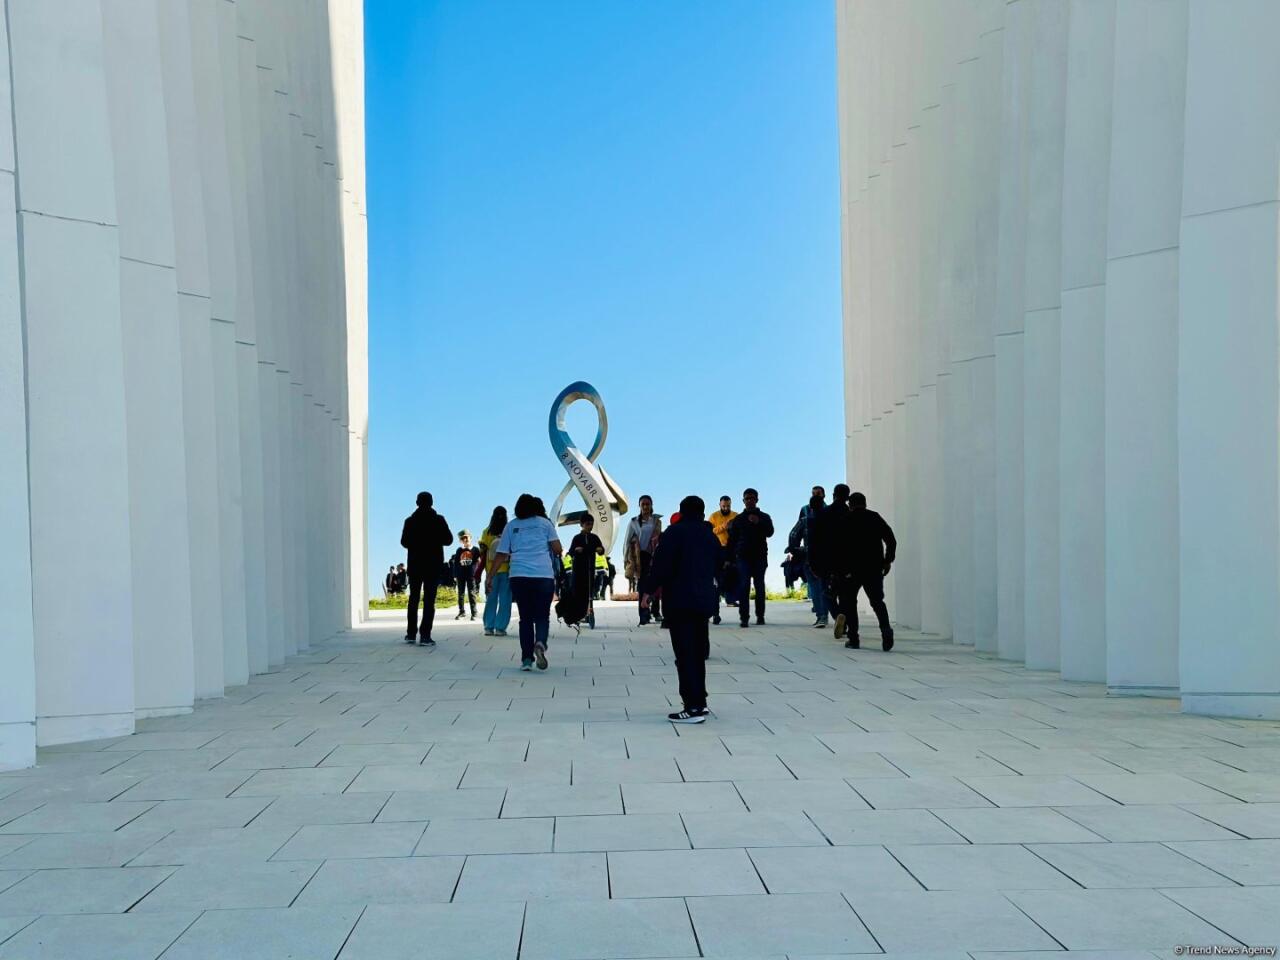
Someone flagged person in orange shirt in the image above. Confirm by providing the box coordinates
[708,495,737,624]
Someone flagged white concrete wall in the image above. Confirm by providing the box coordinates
[0,0,367,769]
[1058,0,1114,683]
[1177,0,1280,719]
[836,0,1280,719]
[0,1,38,771]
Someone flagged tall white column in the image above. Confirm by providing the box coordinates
[969,0,1003,654]
[1057,0,1115,683]
[191,0,249,687]
[159,0,225,701]
[994,0,1030,663]
[1177,0,1280,719]
[221,3,270,676]
[1104,0,1187,696]
[102,0,197,719]
[1021,0,1069,672]
[10,0,137,745]
[0,0,38,770]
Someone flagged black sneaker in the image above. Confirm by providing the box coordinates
[739,620,750,628]
[404,635,416,645]
[844,636,860,649]
[668,709,706,724]
[882,632,894,652]
[814,620,828,629]
[756,616,765,626]
[419,636,435,647]
[712,615,721,625]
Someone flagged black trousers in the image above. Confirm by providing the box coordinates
[736,559,767,623]
[668,614,709,711]
[639,551,661,623]
[829,571,892,640]
[407,570,441,639]
[456,576,477,613]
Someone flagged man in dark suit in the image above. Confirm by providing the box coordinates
[400,491,453,647]
[823,489,897,651]
[646,496,722,724]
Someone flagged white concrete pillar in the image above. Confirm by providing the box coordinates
[1177,0,1280,719]
[219,0,270,676]
[911,3,948,638]
[190,0,249,687]
[158,0,225,701]
[1058,0,1115,683]
[1104,0,1187,696]
[968,0,1003,654]
[1021,0,1069,672]
[332,0,369,627]
[994,0,1031,663]
[102,0,198,719]
[940,58,976,647]
[0,0,38,770]
[9,0,137,745]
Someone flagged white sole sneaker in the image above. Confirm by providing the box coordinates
[668,711,706,724]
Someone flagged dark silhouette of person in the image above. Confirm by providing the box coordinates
[820,486,896,650]
[726,487,774,627]
[646,495,721,723]
[568,515,605,627]
[400,491,453,646]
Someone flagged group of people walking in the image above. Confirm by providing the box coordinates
[398,482,897,722]
[624,488,776,630]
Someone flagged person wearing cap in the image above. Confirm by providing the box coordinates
[645,495,721,723]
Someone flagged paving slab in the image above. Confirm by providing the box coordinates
[8,604,1280,958]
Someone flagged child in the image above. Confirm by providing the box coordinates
[451,531,479,621]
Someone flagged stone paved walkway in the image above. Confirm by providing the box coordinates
[1,601,1278,959]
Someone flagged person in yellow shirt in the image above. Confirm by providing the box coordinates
[708,495,737,624]
[479,506,512,636]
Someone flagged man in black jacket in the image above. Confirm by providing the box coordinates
[646,496,721,724]
[401,492,454,646]
[824,489,897,651]
[726,487,775,627]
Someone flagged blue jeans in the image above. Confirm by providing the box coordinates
[736,559,767,623]
[483,572,512,632]
[509,576,554,660]
[807,570,828,621]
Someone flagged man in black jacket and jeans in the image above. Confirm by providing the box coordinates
[401,492,454,646]
[822,489,897,651]
[646,496,721,723]
[727,487,774,627]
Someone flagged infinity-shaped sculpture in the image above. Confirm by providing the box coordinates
[548,381,629,554]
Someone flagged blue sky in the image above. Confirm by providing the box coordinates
[365,0,844,591]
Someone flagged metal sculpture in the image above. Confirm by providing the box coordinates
[548,381,628,553]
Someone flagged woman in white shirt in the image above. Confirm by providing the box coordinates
[493,493,563,671]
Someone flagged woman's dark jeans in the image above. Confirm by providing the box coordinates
[509,576,554,660]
